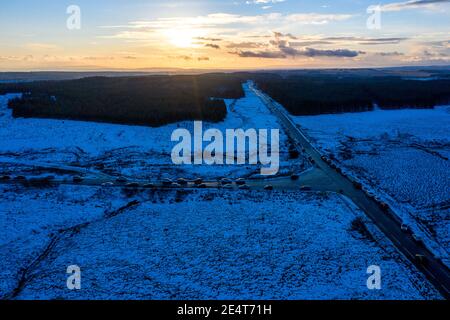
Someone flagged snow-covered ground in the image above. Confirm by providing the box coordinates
[0,83,445,300]
[293,107,450,260]
[0,185,440,300]
[0,82,305,180]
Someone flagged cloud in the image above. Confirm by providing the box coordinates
[205,43,221,49]
[195,37,222,41]
[246,0,286,5]
[173,55,193,61]
[233,50,286,59]
[232,47,362,58]
[380,0,450,12]
[230,31,364,59]
[323,36,409,45]
[273,32,297,40]
[101,12,354,42]
[285,13,353,25]
[226,41,266,49]
[374,51,405,56]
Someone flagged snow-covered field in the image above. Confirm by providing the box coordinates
[294,107,450,258]
[0,185,440,300]
[0,82,445,300]
[0,82,304,180]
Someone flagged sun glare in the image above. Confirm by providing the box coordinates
[165,28,202,48]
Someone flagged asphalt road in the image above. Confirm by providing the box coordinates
[250,82,450,299]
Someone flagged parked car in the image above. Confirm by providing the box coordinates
[290,174,300,181]
[116,177,127,183]
[197,183,207,188]
[352,181,363,190]
[221,178,232,185]
[236,178,246,185]
[0,175,11,181]
[300,186,312,191]
[172,183,182,188]
[162,178,172,186]
[102,182,114,187]
[177,178,188,185]
[401,224,410,233]
[193,178,203,185]
[415,254,427,264]
[379,202,389,212]
[412,234,423,245]
[143,183,155,189]
[15,175,26,181]
[126,182,140,188]
[264,185,274,191]
[223,184,234,190]
[73,176,83,183]
[238,185,250,190]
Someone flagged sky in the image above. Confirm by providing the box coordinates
[0,0,449,71]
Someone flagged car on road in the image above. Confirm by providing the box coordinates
[126,182,140,188]
[264,185,274,191]
[300,186,312,191]
[197,183,207,189]
[73,176,83,183]
[221,178,232,185]
[379,202,390,212]
[236,178,246,185]
[172,183,182,188]
[116,177,127,183]
[222,184,234,190]
[143,183,155,189]
[412,234,423,245]
[290,174,300,181]
[177,178,188,185]
[102,182,114,187]
[415,254,427,264]
[0,175,11,181]
[238,185,250,190]
[15,175,26,181]
[162,178,172,186]
[366,192,376,199]
[352,181,363,190]
[193,178,203,185]
[401,224,410,233]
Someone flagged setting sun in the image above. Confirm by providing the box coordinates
[165,28,203,48]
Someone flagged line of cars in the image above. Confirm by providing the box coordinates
[320,155,432,266]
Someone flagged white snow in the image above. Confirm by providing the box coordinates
[0,83,302,179]
[0,186,440,300]
[293,107,450,260]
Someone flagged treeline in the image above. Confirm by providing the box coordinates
[1,73,245,127]
[252,74,450,115]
